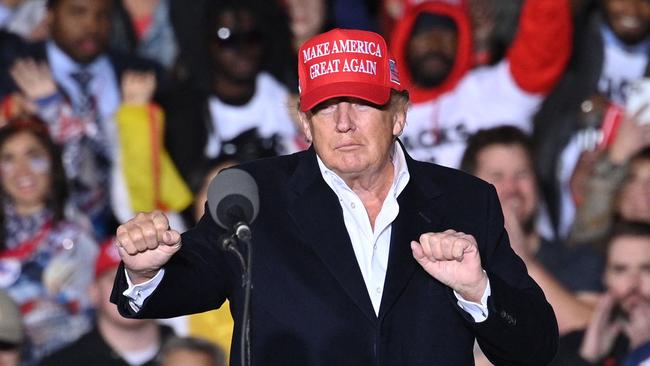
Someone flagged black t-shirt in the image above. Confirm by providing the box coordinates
[535,237,604,293]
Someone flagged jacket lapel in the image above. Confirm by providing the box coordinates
[286,146,448,323]
[379,151,445,319]
[287,148,377,322]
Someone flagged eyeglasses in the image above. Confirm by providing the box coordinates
[214,27,263,48]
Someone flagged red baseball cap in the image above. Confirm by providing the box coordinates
[95,237,121,278]
[298,28,404,112]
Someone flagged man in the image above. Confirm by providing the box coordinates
[389,0,571,168]
[551,222,650,365]
[460,126,603,334]
[1,0,162,237]
[40,238,175,366]
[162,0,299,182]
[111,29,558,366]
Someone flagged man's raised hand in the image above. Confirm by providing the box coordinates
[411,229,488,302]
[115,211,181,284]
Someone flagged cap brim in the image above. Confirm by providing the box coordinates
[300,82,392,112]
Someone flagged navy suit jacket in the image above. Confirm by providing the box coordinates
[111,145,558,366]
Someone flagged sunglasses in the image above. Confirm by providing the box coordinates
[214,27,263,48]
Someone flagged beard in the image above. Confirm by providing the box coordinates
[407,51,454,88]
[613,30,650,46]
[618,291,650,316]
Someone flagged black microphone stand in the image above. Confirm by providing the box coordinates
[220,222,253,366]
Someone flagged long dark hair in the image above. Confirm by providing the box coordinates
[0,116,68,247]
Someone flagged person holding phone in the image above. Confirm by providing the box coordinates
[551,221,650,366]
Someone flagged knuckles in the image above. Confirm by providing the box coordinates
[417,230,476,256]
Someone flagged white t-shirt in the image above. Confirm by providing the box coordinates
[598,25,649,104]
[401,61,541,168]
[204,72,298,158]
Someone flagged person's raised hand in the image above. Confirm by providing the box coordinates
[579,293,624,362]
[623,301,650,350]
[411,229,487,302]
[115,211,181,284]
[9,58,57,100]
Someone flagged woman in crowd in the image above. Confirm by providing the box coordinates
[0,116,96,365]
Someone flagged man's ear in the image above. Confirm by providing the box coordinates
[298,111,313,142]
[392,102,408,137]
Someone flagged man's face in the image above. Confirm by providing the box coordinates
[603,0,650,45]
[300,96,407,178]
[210,9,263,83]
[407,25,457,88]
[474,144,538,224]
[47,0,111,64]
[604,235,650,314]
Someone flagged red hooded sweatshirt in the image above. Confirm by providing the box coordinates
[390,0,572,104]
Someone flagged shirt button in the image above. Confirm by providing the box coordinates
[351,202,356,209]
[373,244,377,250]
[376,287,382,294]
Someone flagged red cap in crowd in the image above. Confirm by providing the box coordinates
[298,28,404,112]
[95,238,122,279]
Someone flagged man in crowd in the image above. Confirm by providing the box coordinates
[389,0,571,168]
[460,126,603,334]
[110,28,558,366]
[161,0,299,182]
[551,222,650,365]
[40,239,175,366]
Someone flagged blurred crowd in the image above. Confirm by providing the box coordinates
[0,0,648,365]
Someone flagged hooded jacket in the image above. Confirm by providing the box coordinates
[390,0,572,168]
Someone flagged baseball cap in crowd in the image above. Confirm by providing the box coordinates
[298,28,404,112]
[95,237,122,279]
[0,290,24,347]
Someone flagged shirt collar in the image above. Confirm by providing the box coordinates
[600,23,650,54]
[46,40,111,79]
[316,141,410,198]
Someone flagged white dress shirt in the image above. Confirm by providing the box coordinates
[316,142,409,314]
[124,142,490,321]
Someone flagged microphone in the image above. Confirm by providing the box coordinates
[207,168,259,242]
[207,168,257,366]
